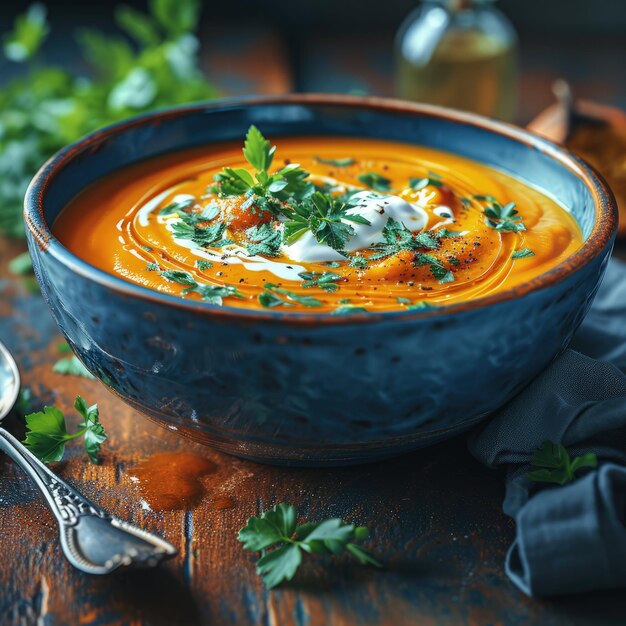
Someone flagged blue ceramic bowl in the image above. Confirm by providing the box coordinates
[24,96,618,466]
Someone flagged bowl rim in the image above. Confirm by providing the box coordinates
[24,93,618,325]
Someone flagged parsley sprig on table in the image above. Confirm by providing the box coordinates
[24,395,106,464]
[0,0,218,241]
[238,503,381,589]
[527,441,597,485]
[282,191,371,251]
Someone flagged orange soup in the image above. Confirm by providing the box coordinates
[54,127,582,314]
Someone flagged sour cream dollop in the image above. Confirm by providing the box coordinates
[282,191,429,262]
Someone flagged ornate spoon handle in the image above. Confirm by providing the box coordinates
[0,427,176,574]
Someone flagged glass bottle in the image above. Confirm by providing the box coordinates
[395,0,518,121]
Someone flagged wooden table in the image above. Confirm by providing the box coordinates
[1,29,626,626]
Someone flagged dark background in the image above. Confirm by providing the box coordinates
[1,1,626,121]
[2,0,626,35]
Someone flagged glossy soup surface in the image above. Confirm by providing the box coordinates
[54,135,582,314]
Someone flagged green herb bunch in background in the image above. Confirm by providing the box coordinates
[0,0,218,238]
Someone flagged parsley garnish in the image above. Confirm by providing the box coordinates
[146,262,159,271]
[160,197,194,216]
[171,214,231,248]
[159,270,244,305]
[297,271,341,292]
[512,247,535,259]
[263,284,323,307]
[357,171,391,192]
[313,156,356,167]
[349,254,368,269]
[245,223,282,257]
[283,191,370,251]
[23,395,106,464]
[238,503,380,589]
[258,291,291,308]
[481,199,526,233]
[527,441,597,485]
[409,175,442,190]
[195,259,213,270]
[331,305,368,315]
[213,126,313,203]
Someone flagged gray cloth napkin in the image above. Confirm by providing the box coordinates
[468,258,626,597]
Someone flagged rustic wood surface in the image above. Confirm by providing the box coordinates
[1,28,626,626]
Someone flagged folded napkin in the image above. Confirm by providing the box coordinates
[468,258,626,597]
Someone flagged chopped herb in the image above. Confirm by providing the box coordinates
[160,197,194,216]
[159,270,243,305]
[527,441,597,485]
[258,291,291,308]
[146,262,159,271]
[297,271,341,292]
[283,191,370,251]
[171,216,231,248]
[397,297,411,304]
[23,395,106,464]
[357,171,391,192]
[141,245,153,252]
[245,223,282,257]
[326,261,341,268]
[331,305,368,315]
[349,254,368,269]
[460,197,471,209]
[482,199,526,233]
[159,269,197,286]
[264,284,323,307]
[338,298,351,304]
[512,247,535,259]
[413,253,455,284]
[195,259,214,270]
[212,126,313,203]
[238,503,380,589]
[407,301,437,310]
[436,229,464,238]
[447,256,461,266]
[409,176,443,190]
[313,156,356,167]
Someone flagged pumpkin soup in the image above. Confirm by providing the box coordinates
[54,127,582,313]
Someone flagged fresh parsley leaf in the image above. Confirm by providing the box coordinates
[246,223,282,257]
[297,271,341,292]
[481,199,526,233]
[195,259,213,270]
[407,301,437,310]
[160,197,194,216]
[413,253,454,284]
[331,305,368,315]
[171,215,230,248]
[23,395,106,464]
[313,156,356,167]
[512,247,535,259]
[397,297,411,304]
[159,269,197,286]
[238,503,380,589]
[527,441,597,485]
[243,125,275,172]
[213,126,313,204]
[409,176,442,190]
[264,284,323,307]
[258,291,291,308]
[146,262,159,271]
[53,355,96,380]
[357,171,391,192]
[349,254,368,269]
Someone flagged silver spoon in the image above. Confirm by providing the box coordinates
[0,339,177,574]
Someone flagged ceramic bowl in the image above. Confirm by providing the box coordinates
[24,95,618,466]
